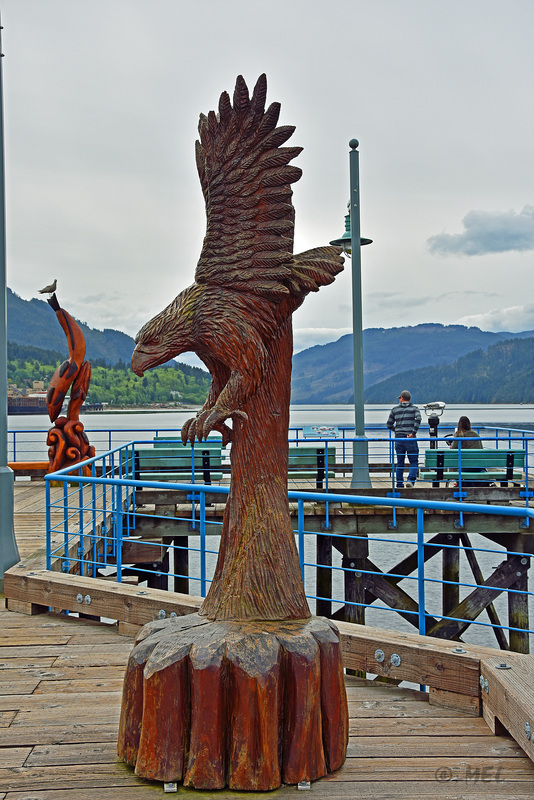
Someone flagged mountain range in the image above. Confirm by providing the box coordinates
[291,324,534,403]
[7,289,136,366]
[7,289,534,403]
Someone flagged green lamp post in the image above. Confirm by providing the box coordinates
[330,138,372,489]
[0,17,20,592]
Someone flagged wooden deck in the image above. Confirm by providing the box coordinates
[3,482,534,798]
[2,602,534,799]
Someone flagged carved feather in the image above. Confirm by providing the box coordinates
[194,75,343,304]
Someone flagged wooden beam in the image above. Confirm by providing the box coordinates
[426,555,527,639]
[481,652,534,765]
[460,532,509,650]
[336,620,481,697]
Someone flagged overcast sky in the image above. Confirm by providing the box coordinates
[2,0,534,360]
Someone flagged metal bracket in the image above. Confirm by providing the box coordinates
[163,782,178,793]
[453,491,467,499]
[453,519,465,530]
[297,780,311,791]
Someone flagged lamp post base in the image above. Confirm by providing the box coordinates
[350,437,372,489]
[0,466,19,593]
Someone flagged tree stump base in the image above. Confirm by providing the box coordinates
[118,613,348,791]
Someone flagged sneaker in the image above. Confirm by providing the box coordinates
[406,481,414,488]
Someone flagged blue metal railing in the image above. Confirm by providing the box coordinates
[10,422,534,462]
[44,442,534,648]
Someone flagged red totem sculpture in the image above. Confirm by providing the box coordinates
[46,294,95,474]
[118,74,348,791]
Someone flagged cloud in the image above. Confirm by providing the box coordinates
[457,305,534,333]
[293,327,352,352]
[427,205,534,256]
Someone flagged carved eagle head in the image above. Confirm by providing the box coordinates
[131,284,200,376]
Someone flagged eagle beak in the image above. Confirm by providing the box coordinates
[131,346,151,376]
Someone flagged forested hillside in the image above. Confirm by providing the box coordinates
[364,337,534,404]
[291,324,534,403]
[7,289,137,366]
[7,343,211,407]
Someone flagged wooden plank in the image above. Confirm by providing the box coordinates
[0,680,41,696]
[322,756,534,781]
[3,791,169,800]
[481,652,534,765]
[347,734,523,758]
[9,666,127,683]
[0,722,119,748]
[428,686,481,715]
[0,657,56,670]
[347,700,473,718]
[0,749,32,768]
[0,763,159,792]
[26,742,119,766]
[0,635,72,647]
[4,789,168,800]
[5,784,534,800]
[0,644,133,660]
[0,690,122,712]
[349,716,493,736]
[0,710,17,727]
[32,678,124,694]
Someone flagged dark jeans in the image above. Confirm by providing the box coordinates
[395,438,419,486]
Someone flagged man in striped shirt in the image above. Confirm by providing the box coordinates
[387,390,421,488]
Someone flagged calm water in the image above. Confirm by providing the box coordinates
[9,404,534,651]
[8,402,534,435]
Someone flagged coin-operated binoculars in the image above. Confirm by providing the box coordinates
[424,401,446,449]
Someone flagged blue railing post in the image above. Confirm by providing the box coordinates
[45,477,51,570]
[200,491,206,597]
[298,499,305,578]
[417,507,426,636]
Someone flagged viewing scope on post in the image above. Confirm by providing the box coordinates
[424,401,446,450]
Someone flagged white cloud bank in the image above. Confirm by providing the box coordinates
[428,205,534,256]
[457,305,534,333]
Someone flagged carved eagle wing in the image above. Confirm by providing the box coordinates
[195,74,343,301]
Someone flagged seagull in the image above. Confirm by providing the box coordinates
[39,279,57,294]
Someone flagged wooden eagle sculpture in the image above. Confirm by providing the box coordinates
[120,75,349,791]
[131,74,343,621]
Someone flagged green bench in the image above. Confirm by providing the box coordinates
[288,445,336,489]
[419,448,526,486]
[131,436,224,484]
